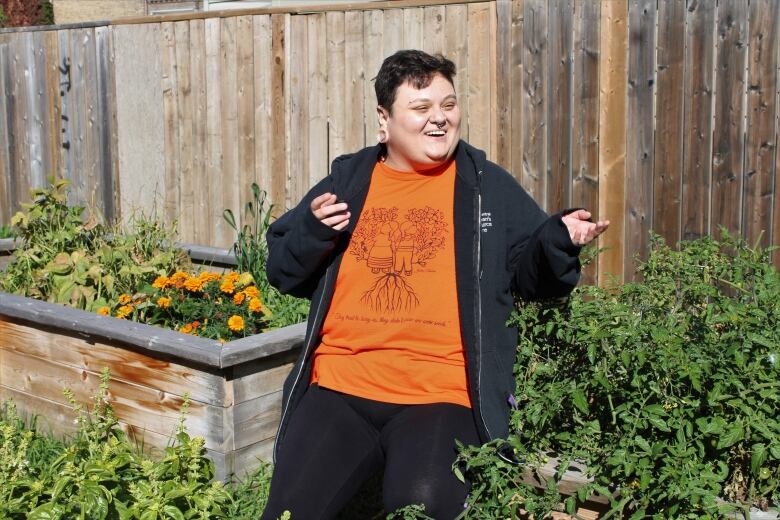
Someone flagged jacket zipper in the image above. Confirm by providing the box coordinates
[273,262,334,459]
[475,169,492,440]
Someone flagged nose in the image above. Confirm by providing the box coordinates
[430,108,446,126]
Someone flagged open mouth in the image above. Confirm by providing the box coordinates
[425,130,446,137]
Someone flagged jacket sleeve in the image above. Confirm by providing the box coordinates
[265,176,343,298]
[506,187,582,300]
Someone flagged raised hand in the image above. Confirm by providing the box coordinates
[311,192,351,231]
[561,209,609,246]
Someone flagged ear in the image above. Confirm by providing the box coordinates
[377,105,390,127]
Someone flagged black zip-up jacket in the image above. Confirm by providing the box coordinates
[266,141,581,461]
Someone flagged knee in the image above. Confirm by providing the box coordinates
[384,480,467,520]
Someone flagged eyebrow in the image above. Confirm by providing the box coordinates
[407,94,458,105]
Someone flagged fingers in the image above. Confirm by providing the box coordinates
[311,192,350,230]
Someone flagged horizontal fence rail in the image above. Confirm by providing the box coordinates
[0,0,779,283]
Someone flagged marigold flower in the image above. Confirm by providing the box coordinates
[116,304,133,319]
[191,321,201,328]
[180,323,193,334]
[248,297,264,313]
[244,286,260,299]
[171,271,189,288]
[223,271,240,284]
[152,275,170,289]
[233,291,246,305]
[227,315,245,332]
[118,294,132,305]
[97,306,110,316]
[184,277,203,292]
[157,296,171,309]
[220,280,235,294]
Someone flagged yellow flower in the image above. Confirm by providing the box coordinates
[223,271,240,284]
[248,297,264,313]
[97,306,110,316]
[184,277,203,292]
[118,294,132,305]
[227,315,244,332]
[157,296,171,309]
[220,280,235,294]
[180,323,193,334]
[152,275,170,289]
[244,286,260,299]
[116,304,133,319]
[233,291,246,305]
[171,271,189,289]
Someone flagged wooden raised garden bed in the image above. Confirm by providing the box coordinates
[0,240,304,481]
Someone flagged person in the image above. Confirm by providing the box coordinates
[261,49,609,520]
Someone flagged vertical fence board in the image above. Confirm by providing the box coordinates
[571,0,600,285]
[95,26,116,223]
[12,35,31,205]
[598,0,628,282]
[444,5,469,141]
[253,15,273,205]
[0,42,11,222]
[326,12,346,167]
[308,13,328,188]
[344,11,364,153]
[67,29,87,208]
[521,0,548,204]
[114,24,165,225]
[495,0,512,170]
[82,29,102,214]
[403,8,423,49]
[190,19,209,245]
[548,0,573,212]
[57,30,73,193]
[160,22,180,233]
[467,3,492,157]
[237,14,256,234]
[745,0,779,249]
[654,0,685,246]
[508,0,523,182]
[31,32,49,189]
[710,0,747,239]
[174,20,194,242]
[270,14,287,216]
[423,6,446,55]
[43,32,62,182]
[288,14,307,207]
[363,10,383,147]
[205,18,225,234]
[382,8,403,57]
[682,0,716,241]
[625,0,656,279]
[220,17,239,247]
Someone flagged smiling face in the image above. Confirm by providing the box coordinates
[377,73,461,172]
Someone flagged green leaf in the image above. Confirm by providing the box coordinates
[751,444,768,475]
[572,388,590,415]
[162,505,185,520]
[647,416,671,432]
[717,423,744,450]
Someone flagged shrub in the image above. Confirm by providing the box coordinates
[458,232,779,518]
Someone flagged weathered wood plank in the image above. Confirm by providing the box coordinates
[467,3,491,157]
[0,43,12,222]
[597,0,628,282]
[253,15,273,200]
[625,0,656,280]
[444,4,469,140]
[190,19,210,245]
[81,28,102,216]
[30,32,49,189]
[745,0,779,250]
[710,0,747,239]
[233,391,282,450]
[57,29,74,191]
[174,20,195,243]
[0,319,228,407]
[508,0,523,179]
[422,6,446,55]
[653,0,686,246]
[682,0,716,241]
[95,26,118,223]
[237,14,257,235]
[522,0,548,204]
[547,0,573,212]
[270,14,288,215]
[403,7,423,50]
[220,16,240,248]
[308,13,328,188]
[160,22,180,232]
[11,34,31,206]
[288,14,308,207]
[571,0,599,285]
[363,10,382,147]
[232,357,297,404]
[205,17,225,235]
[42,31,63,182]
[326,11,346,167]
[344,11,364,152]
[495,0,512,171]
[382,8,403,57]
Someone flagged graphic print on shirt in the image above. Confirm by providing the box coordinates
[348,206,447,312]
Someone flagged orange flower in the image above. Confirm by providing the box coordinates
[116,304,133,319]
[118,294,132,305]
[220,280,235,294]
[227,315,244,332]
[184,277,203,292]
[223,271,240,284]
[157,296,171,309]
[97,306,110,316]
[191,321,201,328]
[180,323,193,334]
[233,291,246,305]
[248,297,264,313]
[243,286,260,299]
[171,271,189,289]
[152,275,170,289]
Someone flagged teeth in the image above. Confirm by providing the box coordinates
[426,131,445,136]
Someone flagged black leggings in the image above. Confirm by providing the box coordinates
[260,384,480,520]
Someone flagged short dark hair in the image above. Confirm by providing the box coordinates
[374,50,456,111]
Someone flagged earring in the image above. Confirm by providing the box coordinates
[377,128,388,144]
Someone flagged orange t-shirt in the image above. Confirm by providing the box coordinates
[310,159,471,408]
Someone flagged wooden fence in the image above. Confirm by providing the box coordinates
[1,0,779,283]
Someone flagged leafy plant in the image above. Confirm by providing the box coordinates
[0,224,14,239]
[458,231,779,518]
[224,183,309,329]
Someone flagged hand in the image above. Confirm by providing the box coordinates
[561,210,609,246]
[311,193,350,231]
